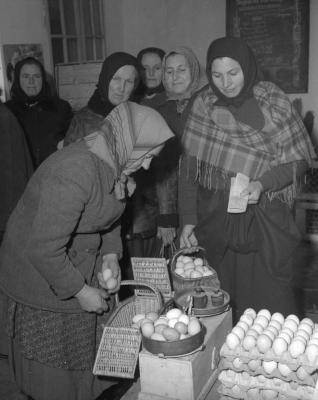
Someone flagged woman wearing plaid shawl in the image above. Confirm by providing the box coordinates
[179,37,316,321]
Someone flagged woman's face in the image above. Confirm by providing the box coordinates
[108,65,137,105]
[19,63,43,97]
[123,144,164,175]
[141,53,163,89]
[164,54,191,95]
[211,57,244,98]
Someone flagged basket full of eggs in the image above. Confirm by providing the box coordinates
[133,307,206,357]
[170,246,220,295]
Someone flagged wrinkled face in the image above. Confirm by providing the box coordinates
[108,65,137,105]
[164,54,191,95]
[141,53,163,89]
[211,57,244,98]
[123,144,164,175]
[19,63,43,97]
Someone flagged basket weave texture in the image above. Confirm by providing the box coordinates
[170,246,221,294]
[93,280,163,378]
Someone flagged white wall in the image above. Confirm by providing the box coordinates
[0,0,52,100]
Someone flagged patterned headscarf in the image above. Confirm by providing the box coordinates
[84,101,174,199]
[162,46,200,102]
[87,52,139,117]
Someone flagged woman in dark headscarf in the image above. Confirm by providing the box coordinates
[179,37,315,321]
[136,47,165,107]
[6,57,73,168]
[64,52,139,146]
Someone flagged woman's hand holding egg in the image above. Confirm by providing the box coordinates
[98,253,121,293]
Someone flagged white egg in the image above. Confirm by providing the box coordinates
[296,366,309,380]
[193,257,204,267]
[240,314,254,327]
[242,334,256,351]
[232,326,246,341]
[176,255,184,262]
[244,308,257,319]
[262,360,277,374]
[268,320,282,332]
[289,339,306,358]
[182,256,193,264]
[271,312,285,325]
[178,314,190,325]
[226,332,241,350]
[254,315,269,329]
[278,362,292,377]
[232,357,243,369]
[190,270,202,278]
[175,268,185,276]
[305,343,318,363]
[278,332,292,345]
[188,318,201,336]
[272,337,288,356]
[183,261,195,271]
[257,309,271,321]
[166,308,183,320]
[300,317,314,327]
[286,314,300,325]
[257,334,272,353]
[262,330,275,341]
[283,319,298,333]
[298,323,313,336]
[236,320,249,333]
[251,323,264,335]
[132,313,146,325]
[168,318,179,328]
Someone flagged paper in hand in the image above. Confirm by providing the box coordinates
[227,173,250,213]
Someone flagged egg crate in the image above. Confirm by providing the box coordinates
[220,342,318,372]
[219,357,318,387]
[131,257,172,301]
[218,370,318,400]
[93,280,163,379]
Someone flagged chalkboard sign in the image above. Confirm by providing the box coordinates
[226,0,309,93]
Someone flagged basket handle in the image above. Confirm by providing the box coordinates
[114,279,163,309]
[170,246,206,267]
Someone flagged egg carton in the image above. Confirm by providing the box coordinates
[220,342,318,372]
[218,370,317,400]
[219,357,318,387]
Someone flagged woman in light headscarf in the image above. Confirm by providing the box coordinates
[0,102,173,400]
[64,51,139,146]
[123,46,201,259]
[179,36,315,321]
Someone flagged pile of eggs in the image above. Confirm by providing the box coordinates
[174,255,214,279]
[225,308,318,365]
[132,308,201,342]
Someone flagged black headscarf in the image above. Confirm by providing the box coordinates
[10,57,51,106]
[87,52,139,117]
[136,47,165,97]
[206,36,259,108]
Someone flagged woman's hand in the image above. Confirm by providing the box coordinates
[157,227,176,246]
[180,224,198,248]
[98,253,121,294]
[241,181,263,204]
[75,284,109,314]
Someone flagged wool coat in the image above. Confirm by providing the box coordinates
[0,140,124,312]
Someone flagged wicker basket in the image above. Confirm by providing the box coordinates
[170,246,220,294]
[93,280,163,378]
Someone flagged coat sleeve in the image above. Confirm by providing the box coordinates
[99,219,123,259]
[27,158,95,299]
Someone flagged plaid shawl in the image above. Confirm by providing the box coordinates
[182,81,315,199]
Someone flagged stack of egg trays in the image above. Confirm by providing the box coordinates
[217,342,318,399]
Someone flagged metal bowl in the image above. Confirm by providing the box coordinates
[141,322,206,357]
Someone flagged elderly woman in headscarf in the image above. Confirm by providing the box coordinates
[123,46,201,259]
[63,51,139,146]
[135,46,165,107]
[179,36,315,321]
[6,57,73,168]
[0,102,173,400]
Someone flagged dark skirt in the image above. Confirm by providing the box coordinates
[195,187,304,323]
[4,296,116,400]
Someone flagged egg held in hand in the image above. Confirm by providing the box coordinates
[102,267,118,290]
